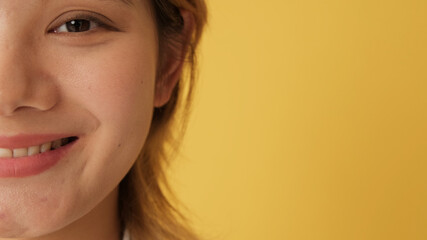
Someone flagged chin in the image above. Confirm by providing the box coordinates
[0,219,52,239]
[0,205,76,239]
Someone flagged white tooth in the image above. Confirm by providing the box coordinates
[40,142,52,153]
[13,148,28,158]
[28,145,40,156]
[52,139,62,150]
[0,148,13,158]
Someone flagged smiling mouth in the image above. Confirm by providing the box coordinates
[0,137,79,158]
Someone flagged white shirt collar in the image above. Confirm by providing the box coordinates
[122,229,130,240]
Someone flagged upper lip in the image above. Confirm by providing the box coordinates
[0,134,74,149]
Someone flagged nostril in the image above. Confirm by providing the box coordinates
[0,105,38,117]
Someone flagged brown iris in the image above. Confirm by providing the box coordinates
[65,20,91,32]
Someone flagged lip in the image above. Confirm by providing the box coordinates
[0,134,78,178]
[0,134,72,149]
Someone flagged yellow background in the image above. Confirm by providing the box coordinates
[170,0,427,239]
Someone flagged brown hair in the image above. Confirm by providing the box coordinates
[118,0,207,239]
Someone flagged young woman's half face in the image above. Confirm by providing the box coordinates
[0,0,156,237]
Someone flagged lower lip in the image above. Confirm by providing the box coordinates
[0,140,77,178]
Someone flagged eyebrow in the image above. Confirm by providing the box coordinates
[104,0,135,7]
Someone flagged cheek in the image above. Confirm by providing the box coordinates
[41,37,158,203]
[62,42,157,180]
[68,46,156,127]
[51,38,157,149]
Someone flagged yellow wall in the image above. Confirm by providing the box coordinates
[171,1,427,239]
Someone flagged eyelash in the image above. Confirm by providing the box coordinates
[48,14,117,34]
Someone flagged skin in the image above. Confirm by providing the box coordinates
[0,0,186,239]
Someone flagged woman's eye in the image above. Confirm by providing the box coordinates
[53,19,99,33]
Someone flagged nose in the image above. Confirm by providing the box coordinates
[0,42,58,117]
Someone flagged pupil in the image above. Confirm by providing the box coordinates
[66,20,90,32]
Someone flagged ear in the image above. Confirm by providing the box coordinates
[153,9,195,108]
